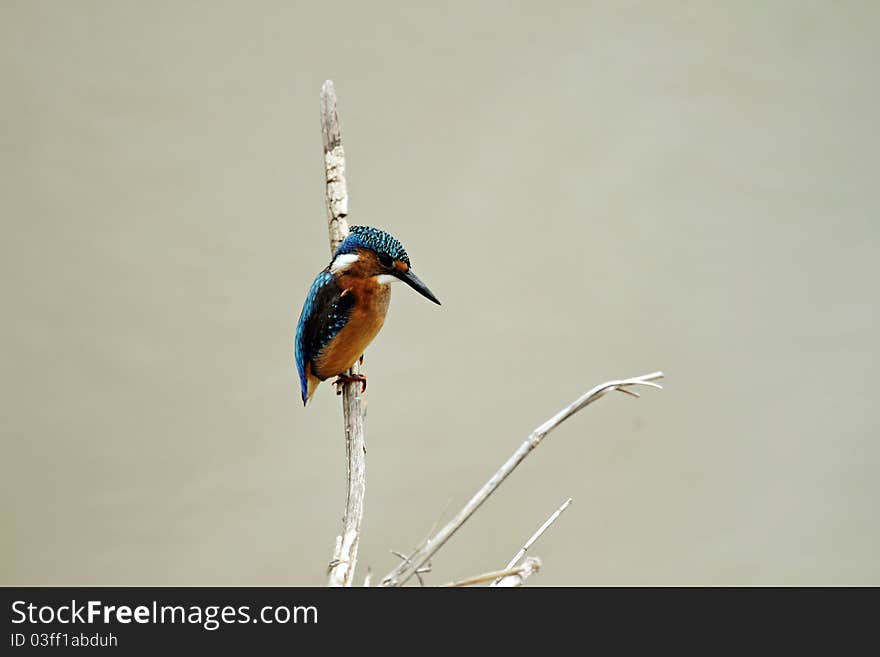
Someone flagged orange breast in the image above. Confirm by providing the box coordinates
[313,279,391,380]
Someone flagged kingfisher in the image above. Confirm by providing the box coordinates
[295,225,441,405]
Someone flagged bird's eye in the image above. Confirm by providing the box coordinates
[378,253,393,268]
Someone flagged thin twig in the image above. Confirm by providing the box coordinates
[390,550,432,587]
[490,497,572,586]
[414,563,432,587]
[322,80,367,588]
[380,371,664,586]
[387,496,454,586]
[493,557,542,587]
[441,557,543,587]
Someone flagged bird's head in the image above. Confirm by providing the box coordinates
[330,226,441,305]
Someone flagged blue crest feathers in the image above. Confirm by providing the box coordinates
[334,226,410,264]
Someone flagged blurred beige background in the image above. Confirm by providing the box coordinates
[2,1,878,586]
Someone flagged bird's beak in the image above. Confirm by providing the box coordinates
[399,269,441,305]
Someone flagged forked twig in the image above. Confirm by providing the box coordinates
[381,372,664,586]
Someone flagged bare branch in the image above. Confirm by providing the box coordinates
[322,80,367,588]
[441,557,543,587]
[490,497,572,587]
[380,371,664,586]
[320,80,349,254]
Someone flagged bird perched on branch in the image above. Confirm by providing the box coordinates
[295,225,441,405]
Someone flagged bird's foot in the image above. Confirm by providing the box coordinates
[334,373,367,394]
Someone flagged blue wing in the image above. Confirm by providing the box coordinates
[294,270,355,404]
[295,271,333,402]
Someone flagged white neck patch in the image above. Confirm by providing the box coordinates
[330,253,359,274]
